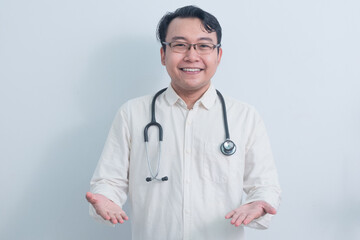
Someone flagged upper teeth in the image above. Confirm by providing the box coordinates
[183,68,201,72]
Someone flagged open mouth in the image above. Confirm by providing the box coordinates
[180,68,203,72]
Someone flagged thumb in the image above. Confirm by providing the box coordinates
[85,192,97,204]
[262,202,277,215]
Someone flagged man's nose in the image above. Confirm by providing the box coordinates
[184,44,200,61]
[187,44,197,51]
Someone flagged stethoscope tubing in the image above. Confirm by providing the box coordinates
[145,141,162,180]
[216,90,230,139]
[144,88,167,142]
[144,88,236,182]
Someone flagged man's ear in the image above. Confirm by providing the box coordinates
[216,47,223,66]
[160,47,166,66]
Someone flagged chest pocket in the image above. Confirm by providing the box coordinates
[202,142,237,183]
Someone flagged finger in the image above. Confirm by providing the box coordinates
[104,214,111,221]
[262,202,277,215]
[115,213,124,224]
[234,214,247,227]
[109,213,118,224]
[121,211,129,221]
[230,211,242,224]
[225,210,235,219]
[243,214,257,225]
[86,192,97,204]
[110,217,118,224]
[96,208,110,221]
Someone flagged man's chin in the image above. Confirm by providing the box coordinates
[172,82,211,94]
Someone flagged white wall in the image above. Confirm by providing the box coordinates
[1,0,359,239]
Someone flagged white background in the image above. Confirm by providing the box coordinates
[1,0,359,239]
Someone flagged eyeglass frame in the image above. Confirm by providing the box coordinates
[162,41,221,55]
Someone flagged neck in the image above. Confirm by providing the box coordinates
[171,83,210,110]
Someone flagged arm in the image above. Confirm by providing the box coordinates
[226,111,281,228]
[87,106,131,225]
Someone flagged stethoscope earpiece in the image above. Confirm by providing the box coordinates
[145,176,168,182]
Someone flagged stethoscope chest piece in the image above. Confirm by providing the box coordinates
[220,139,236,156]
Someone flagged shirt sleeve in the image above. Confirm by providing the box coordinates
[242,110,281,229]
[89,104,131,224]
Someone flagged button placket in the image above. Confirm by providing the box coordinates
[183,109,194,240]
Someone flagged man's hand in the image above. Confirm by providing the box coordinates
[225,201,276,227]
[86,192,129,224]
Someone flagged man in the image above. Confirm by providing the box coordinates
[86,5,281,240]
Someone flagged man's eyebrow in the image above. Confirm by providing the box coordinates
[170,36,215,42]
[198,37,214,42]
[171,36,187,41]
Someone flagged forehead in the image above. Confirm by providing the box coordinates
[166,17,217,42]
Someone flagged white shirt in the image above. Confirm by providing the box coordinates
[90,84,281,240]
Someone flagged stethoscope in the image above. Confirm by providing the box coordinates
[144,88,236,182]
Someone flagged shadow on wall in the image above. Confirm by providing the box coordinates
[2,37,166,239]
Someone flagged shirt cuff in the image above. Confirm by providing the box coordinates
[243,194,281,229]
[245,213,273,229]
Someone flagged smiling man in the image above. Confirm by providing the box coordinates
[160,17,222,109]
[86,5,281,240]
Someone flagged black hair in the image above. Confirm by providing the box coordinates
[157,5,222,52]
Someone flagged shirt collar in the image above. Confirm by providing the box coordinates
[164,84,181,106]
[198,84,217,110]
[164,84,217,110]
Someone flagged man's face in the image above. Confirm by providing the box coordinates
[161,17,222,95]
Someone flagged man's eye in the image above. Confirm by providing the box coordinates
[198,44,212,49]
[173,42,187,47]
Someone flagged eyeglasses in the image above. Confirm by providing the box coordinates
[162,41,221,55]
